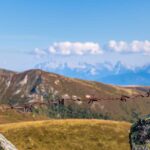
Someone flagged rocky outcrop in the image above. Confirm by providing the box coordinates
[129,115,150,150]
[0,134,17,150]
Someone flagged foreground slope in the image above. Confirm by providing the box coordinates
[0,120,131,150]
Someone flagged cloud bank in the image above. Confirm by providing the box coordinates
[108,40,150,53]
[34,42,102,57]
[34,40,150,58]
[48,42,102,55]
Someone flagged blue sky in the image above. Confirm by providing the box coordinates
[0,0,150,71]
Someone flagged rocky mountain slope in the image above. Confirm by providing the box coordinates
[0,68,137,103]
[0,68,150,121]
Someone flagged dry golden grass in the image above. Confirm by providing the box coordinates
[0,119,131,150]
[0,109,48,124]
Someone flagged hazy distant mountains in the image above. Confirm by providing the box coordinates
[35,61,150,85]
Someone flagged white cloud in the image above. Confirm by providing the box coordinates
[131,40,150,53]
[108,40,150,53]
[34,48,47,58]
[108,40,128,52]
[48,42,103,55]
[34,40,150,59]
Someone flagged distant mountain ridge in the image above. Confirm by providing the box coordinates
[35,61,150,85]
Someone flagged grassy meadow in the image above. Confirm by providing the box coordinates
[0,109,48,124]
[0,119,131,150]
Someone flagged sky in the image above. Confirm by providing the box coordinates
[0,0,150,71]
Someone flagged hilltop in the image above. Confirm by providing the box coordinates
[0,68,138,102]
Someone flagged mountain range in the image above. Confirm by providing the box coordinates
[35,61,150,85]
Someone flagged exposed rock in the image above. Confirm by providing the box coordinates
[0,134,18,150]
[129,115,150,150]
